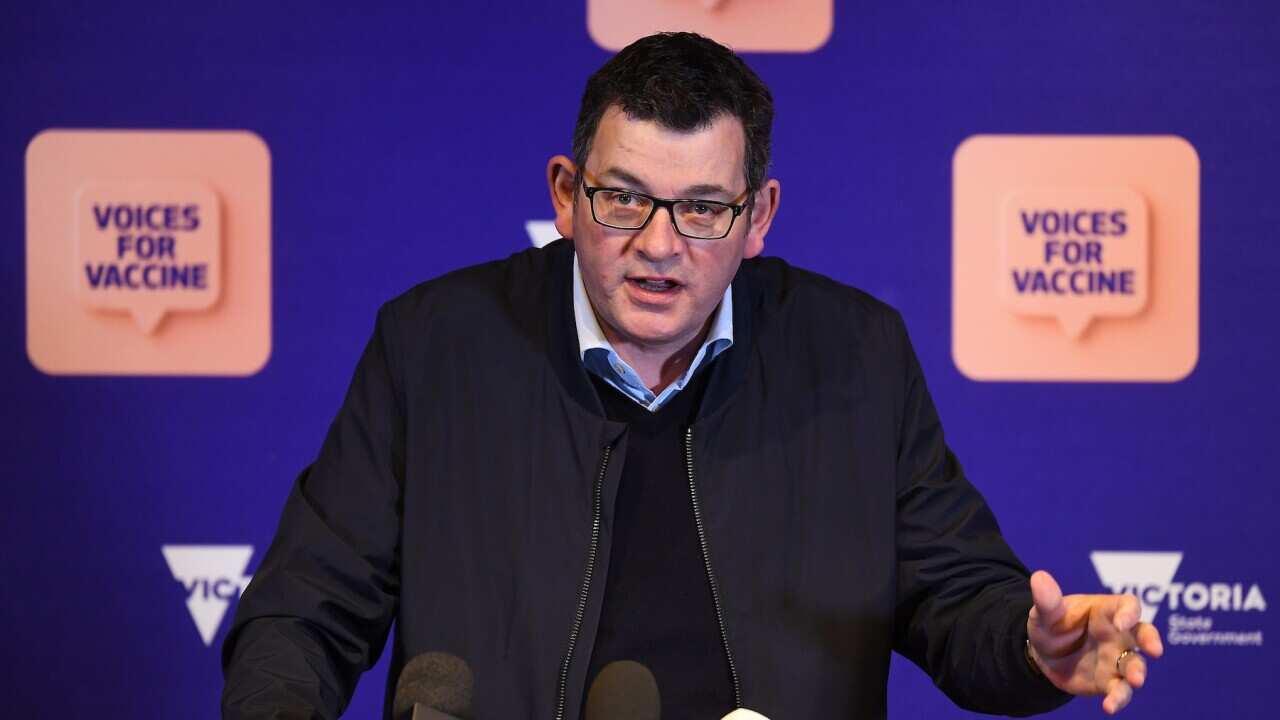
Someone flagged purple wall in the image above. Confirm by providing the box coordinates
[2,2,1275,717]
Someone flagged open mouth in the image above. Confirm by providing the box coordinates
[628,277,681,293]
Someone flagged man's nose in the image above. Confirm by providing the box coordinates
[633,206,683,262]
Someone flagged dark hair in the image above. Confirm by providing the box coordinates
[572,32,774,199]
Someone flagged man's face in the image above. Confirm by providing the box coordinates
[560,106,766,356]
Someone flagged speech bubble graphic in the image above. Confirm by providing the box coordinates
[1000,187,1149,340]
[588,0,832,53]
[75,181,222,334]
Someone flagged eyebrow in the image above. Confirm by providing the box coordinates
[598,166,736,200]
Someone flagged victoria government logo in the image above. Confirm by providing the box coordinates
[1091,551,1266,647]
[162,545,254,646]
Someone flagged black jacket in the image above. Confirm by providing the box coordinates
[222,239,1071,718]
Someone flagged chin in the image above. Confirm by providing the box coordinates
[616,316,690,347]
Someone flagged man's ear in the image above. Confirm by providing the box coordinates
[546,155,577,240]
[742,178,781,259]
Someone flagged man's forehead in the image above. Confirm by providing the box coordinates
[588,106,746,196]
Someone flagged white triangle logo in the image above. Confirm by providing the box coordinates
[161,545,254,646]
[525,220,560,248]
[1090,551,1183,623]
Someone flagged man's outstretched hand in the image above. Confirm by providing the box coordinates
[1026,570,1165,715]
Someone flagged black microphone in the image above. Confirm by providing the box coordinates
[584,660,661,720]
[392,652,474,720]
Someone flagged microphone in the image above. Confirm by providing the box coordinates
[392,652,474,720]
[584,660,661,720]
[721,709,770,719]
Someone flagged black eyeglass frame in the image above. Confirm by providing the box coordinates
[579,173,750,241]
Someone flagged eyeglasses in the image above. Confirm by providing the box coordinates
[579,171,750,240]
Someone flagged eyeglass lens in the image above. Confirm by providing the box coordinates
[592,190,735,239]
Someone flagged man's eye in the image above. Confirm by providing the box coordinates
[689,203,725,216]
[615,193,636,206]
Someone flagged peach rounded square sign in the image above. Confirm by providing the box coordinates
[26,130,271,376]
[953,135,1199,382]
[588,0,832,53]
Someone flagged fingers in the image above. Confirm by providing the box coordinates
[1102,676,1134,715]
[1029,617,1086,659]
[1134,621,1165,658]
[1108,632,1156,713]
[1110,593,1142,633]
[1118,649,1147,689]
[1030,570,1066,629]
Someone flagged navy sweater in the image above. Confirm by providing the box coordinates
[582,368,734,717]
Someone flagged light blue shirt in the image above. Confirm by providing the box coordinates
[573,253,733,412]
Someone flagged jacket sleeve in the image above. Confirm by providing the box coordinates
[221,303,406,719]
[887,310,1071,716]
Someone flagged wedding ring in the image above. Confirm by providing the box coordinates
[1115,647,1140,676]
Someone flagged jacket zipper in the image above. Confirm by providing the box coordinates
[685,427,743,708]
[554,443,612,720]
[553,432,743,717]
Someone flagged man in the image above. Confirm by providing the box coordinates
[223,32,1162,719]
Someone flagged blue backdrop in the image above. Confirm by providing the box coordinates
[2,1,1276,717]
